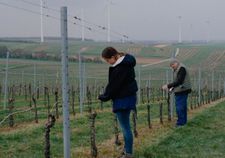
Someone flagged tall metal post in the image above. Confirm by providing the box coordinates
[170,71,174,118]
[81,8,85,41]
[3,51,9,109]
[165,70,169,99]
[218,75,221,98]
[33,63,36,94]
[198,67,201,105]
[169,51,176,118]
[79,51,83,113]
[107,0,111,42]
[77,47,87,113]
[224,79,225,97]
[40,0,44,43]
[148,74,151,88]
[21,70,24,86]
[138,65,141,104]
[61,6,70,158]
[83,62,86,102]
[211,70,214,100]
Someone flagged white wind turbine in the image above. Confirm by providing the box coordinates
[106,0,116,42]
[178,16,182,43]
[107,0,111,42]
[205,19,210,43]
[40,0,45,43]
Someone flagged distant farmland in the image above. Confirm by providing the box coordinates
[0,40,225,85]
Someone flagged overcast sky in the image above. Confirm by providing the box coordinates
[1,0,225,42]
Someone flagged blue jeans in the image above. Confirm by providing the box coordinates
[175,94,188,126]
[116,110,133,154]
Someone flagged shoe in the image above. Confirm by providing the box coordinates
[175,124,185,128]
[118,150,125,157]
[119,153,133,158]
[175,125,181,128]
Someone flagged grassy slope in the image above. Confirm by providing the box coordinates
[0,41,225,157]
[0,98,173,158]
[138,100,225,158]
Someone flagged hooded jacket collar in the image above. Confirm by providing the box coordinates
[111,56,125,67]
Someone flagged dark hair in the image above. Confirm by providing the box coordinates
[102,47,118,59]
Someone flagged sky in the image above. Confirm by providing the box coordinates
[0,0,225,42]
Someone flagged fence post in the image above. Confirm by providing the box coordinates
[211,70,214,101]
[224,80,225,97]
[4,51,9,109]
[160,103,163,124]
[79,50,84,113]
[198,67,201,105]
[170,68,174,119]
[89,112,98,158]
[138,65,141,105]
[61,6,70,158]
[33,63,37,95]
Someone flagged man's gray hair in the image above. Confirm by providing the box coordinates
[169,58,180,66]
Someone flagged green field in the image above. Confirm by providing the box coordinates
[0,40,225,158]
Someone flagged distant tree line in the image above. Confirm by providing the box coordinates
[0,46,102,63]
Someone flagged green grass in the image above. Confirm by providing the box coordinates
[0,41,225,157]
[0,91,175,158]
[0,88,223,157]
[137,101,225,158]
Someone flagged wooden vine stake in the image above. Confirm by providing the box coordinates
[147,86,152,128]
[132,110,138,138]
[8,98,14,127]
[89,111,98,158]
[160,103,163,124]
[54,89,59,119]
[32,94,38,123]
[44,114,56,158]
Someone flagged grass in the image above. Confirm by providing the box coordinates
[0,41,225,157]
[0,91,176,158]
[137,100,225,158]
[0,89,221,158]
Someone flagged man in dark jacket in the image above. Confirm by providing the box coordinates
[162,59,191,127]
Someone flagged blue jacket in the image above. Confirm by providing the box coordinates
[99,54,138,112]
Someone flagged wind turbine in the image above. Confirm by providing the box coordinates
[81,9,85,41]
[107,0,111,42]
[40,0,44,43]
[106,0,116,42]
[190,24,193,43]
[178,16,182,43]
[205,19,210,43]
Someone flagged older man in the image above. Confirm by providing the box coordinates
[162,59,192,127]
